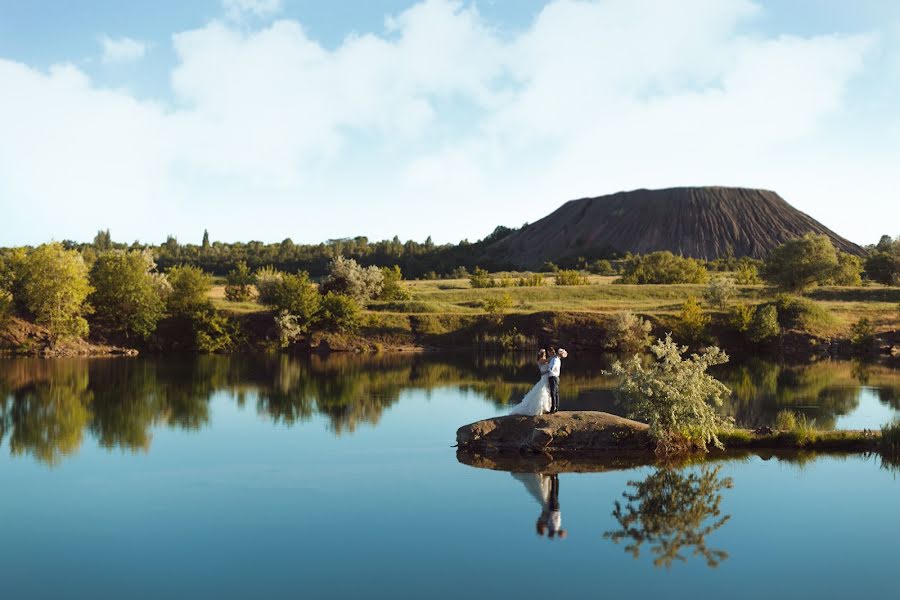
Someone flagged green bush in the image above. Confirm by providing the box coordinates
[0,291,12,331]
[608,335,733,454]
[747,304,780,344]
[469,267,494,289]
[734,259,762,284]
[166,265,212,317]
[89,250,165,339]
[775,410,797,431]
[727,304,755,333]
[516,273,546,287]
[764,233,841,290]
[831,252,863,286]
[864,235,900,285]
[675,297,710,345]
[772,295,835,333]
[191,304,241,353]
[603,311,652,353]
[19,243,92,341]
[587,259,615,275]
[481,293,513,324]
[254,266,284,306]
[377,265,411,301]
[321,256,383,303]
[266,272,322,329]
[849,317,876,350]
[618,252,709,284]
[320,292,362,333]
[554,269,589,286]
[703,276,737,309]
[224,261,255,302]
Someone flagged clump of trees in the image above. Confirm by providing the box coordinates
[763,234,862,290]
[608,335,734,454]
[603,311,652,353]
[618,252,709,284]
[865,235,900,285]
[89,250,166,340]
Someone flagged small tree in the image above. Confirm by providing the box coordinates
[377,265,411,301]
[321,256,383,303]
[166,265,212,317]
[849,317,876,351]
[727,304,755,333]
[830,252,863,286]
[19,243,92,341]
[587,259,615,275]
[516,273,546,287]
[747,304,780,344]
[675,297,710,345]
[555,270,590,286]
[266,272,322,330]
[482,293,513,324]
[603,311,653,353]
[320,292,362,332]
[89,250,165,339]
[764,233,840,290]
[618,252,709,284]
[608,335,733,454]
[469,267,494,289]
[734,260,762,285]
[224,261,255,302]
[703,276,737,309]
[254,266,284,306]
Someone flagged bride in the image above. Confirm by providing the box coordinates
[509,349,552,416]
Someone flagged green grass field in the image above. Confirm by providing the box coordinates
[209,272,900,335]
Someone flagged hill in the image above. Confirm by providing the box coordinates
[481,187,863,269]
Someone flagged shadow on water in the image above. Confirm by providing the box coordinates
[1,352,899,466]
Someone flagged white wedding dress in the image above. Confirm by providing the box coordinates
[508,363,552,416]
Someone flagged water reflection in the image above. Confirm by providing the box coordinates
[1,353,899,466]
[512,472,568,540]
[603,465,733,568]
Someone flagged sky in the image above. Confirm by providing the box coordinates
[0,0,898,247]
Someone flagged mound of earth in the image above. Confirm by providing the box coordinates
[481,187,863,269]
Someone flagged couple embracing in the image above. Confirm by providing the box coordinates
[508,347,568,416]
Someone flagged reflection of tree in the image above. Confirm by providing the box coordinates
[604,465,733,568]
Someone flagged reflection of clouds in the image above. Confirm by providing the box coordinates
[604,465,733,568]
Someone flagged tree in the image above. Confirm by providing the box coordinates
[265,272,322,330]
[734,259,762,285]
[166,265,212,316]
[763,234,840,290]
[469,267,494,289]
[675,297,710,346]
[201,229,210,251]
[864,235,900,285]
[747,304,780,344]
[618,252,709,284]
[830,252,863,286]
[89,250,165,339]
[320,292,362,332]
[608,335,733,454]
[224,261,255,302]
[19,243,92,341]
[93,229,113,251]
[254,266,284,305]
[703,276,737,309]
[481,293,513,324]
[321,256,383,303]
[377,265,411,301]
[603,311,653,353]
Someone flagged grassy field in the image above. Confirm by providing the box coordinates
[208,272,900,335]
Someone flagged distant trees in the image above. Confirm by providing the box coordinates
[618,252,709,284]
[864,235,900,285]
[89,250,165,339]
[763,234,861,290]
[19,243,92,341]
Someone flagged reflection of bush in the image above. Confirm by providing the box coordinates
[604,465,733,568]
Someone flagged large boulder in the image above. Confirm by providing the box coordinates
[456,411,650,455]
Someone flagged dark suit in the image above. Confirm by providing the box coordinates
[548,376,559,412]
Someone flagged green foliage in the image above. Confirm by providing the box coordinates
[450,266,470,279]
[224,261,255,302]
[772,294,836,333]
[675,297,710,345]
[763,233,841,290]
[321,256,383,303]
[830,252,863,286]
[166,265,212,317]
[265,272,322,328]
[604,465,733,568]
[727,304,755,333]
[494,274,516,288]
[703,276,737,309]
[254,266,284,306]
[469,267,494,289]
[89,250,165,339]
[19,243,92,341]
[619,252,709,284]
[481,293,513,324]
[516,273,546,287]
[880,420,900,458]
[747,304,780,344]
[609,335,733,454]
[849,317,876,350]
[190,304,241,353]
[603,311,653,353]
[734,259,762,285]
[554,269,589,286]
[587,259,615,275]
[775,410,797,430]
[377,265,411,301]
[864,235,900,285]
[0,291,11,331]
[320,292,363,333]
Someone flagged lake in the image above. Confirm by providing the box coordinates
[1,352,899,598]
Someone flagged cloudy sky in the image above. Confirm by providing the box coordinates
[1,0,898,247]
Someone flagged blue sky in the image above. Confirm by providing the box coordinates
[1,0,898,246]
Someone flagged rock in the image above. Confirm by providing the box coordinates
[456,411,650,455]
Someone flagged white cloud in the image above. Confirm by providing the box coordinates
[222,0,283,21]
[98,35,148,64]
[0,0,896,246]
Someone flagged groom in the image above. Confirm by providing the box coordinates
[547,347,567,413]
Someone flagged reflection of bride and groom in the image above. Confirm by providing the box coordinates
[508,347,567,416]
[512,472,567,540]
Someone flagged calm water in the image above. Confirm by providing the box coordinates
[1,353,899,598]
